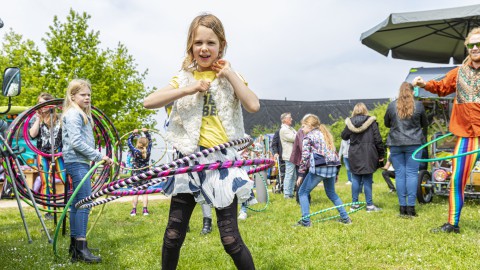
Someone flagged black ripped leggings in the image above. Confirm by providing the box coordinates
[162,193,255,270]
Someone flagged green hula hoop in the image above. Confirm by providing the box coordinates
[53,161,104,259]
[412,132,480,162]
[246,170,269,213]
[298,201,366,223]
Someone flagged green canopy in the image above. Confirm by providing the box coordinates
[360,4,480,64]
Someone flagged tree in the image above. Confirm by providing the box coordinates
[40,10,156,134]
[0,9,156,137]
[0,30,44,105]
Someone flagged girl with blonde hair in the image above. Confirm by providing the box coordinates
[296,114,350,226]
[62,79,113,263]
[144,13,259,269]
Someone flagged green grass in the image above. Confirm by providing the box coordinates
[1,170,480,269]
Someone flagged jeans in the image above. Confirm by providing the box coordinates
[298,171,348,223]
[390,145,420,206]
[351,173,373,206]
[65,162,92,238]
[343,157,352,182]
[283,160,297,197]
[240,203,247,213]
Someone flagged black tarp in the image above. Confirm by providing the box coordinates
[242,98,389,134]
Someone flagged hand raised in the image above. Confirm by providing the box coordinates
[412,76,426,87]
[212,59,232,77]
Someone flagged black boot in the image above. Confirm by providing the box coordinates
[406,206,417,217]
[399,206,407,217]
[69,237,75,254]
[200,217,212,235]
[72,239,102,263]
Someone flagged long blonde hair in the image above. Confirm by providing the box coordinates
[351,102,369,117]
[396,82,415,119]
[62,79,93,125]
[463,27,480,65]
[302,114,335,151]
[182,13,227,71]
[136,137,149,159]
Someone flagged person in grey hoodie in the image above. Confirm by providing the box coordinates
[341,102,385,212]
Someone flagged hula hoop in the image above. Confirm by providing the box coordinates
[412,132,480,162]
[53,161,104,258]
[75,138,254,208]
[298,201,366,224]
[116,129,167,172]
[245,167,270,212]
[22,109,62,157]
[4,99,120,210]
[78,158,273,209]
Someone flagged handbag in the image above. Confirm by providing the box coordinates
[310,152,327,167]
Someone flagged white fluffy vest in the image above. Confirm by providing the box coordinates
[165,70,245,155]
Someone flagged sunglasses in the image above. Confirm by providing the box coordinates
[466,42,480,49]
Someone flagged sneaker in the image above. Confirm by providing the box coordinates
[389,189,396,193]
[350,204,360,211]
[294,220,311,227]
[143,208,149,216]
[345,181,352,185]
[338,217,352,225]
[366,205,382,212]
[130,208,137,216]
[431,223,460,234]
[238,211,248,220]
[44,213,54,220]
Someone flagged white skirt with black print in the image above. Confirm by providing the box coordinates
[162,147,256,209]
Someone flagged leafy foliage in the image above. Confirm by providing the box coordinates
[0,9,156,136]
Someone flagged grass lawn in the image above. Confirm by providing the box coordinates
[1,170,480,269]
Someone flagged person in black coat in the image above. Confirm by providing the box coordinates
[341,102,385,212]
[271,129,285,182]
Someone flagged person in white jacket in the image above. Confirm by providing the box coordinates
[280,112,297,198]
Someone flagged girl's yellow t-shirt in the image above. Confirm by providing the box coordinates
[169,70,228,148]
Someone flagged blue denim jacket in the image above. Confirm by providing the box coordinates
[62,108,102,164]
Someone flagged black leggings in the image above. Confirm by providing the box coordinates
[162,193,255,270]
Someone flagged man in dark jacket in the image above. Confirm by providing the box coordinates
[271,130,284,192]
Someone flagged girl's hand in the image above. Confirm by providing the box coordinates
[212,59,232,78]
[102,155,113,166]
[133,129,138,134]
[186,80,210,95]
[141,128,148,133]
[296,176,303,187]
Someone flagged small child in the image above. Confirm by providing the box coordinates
[143,13,259,269]
[127,128,152,216]
[62,79,113,263]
